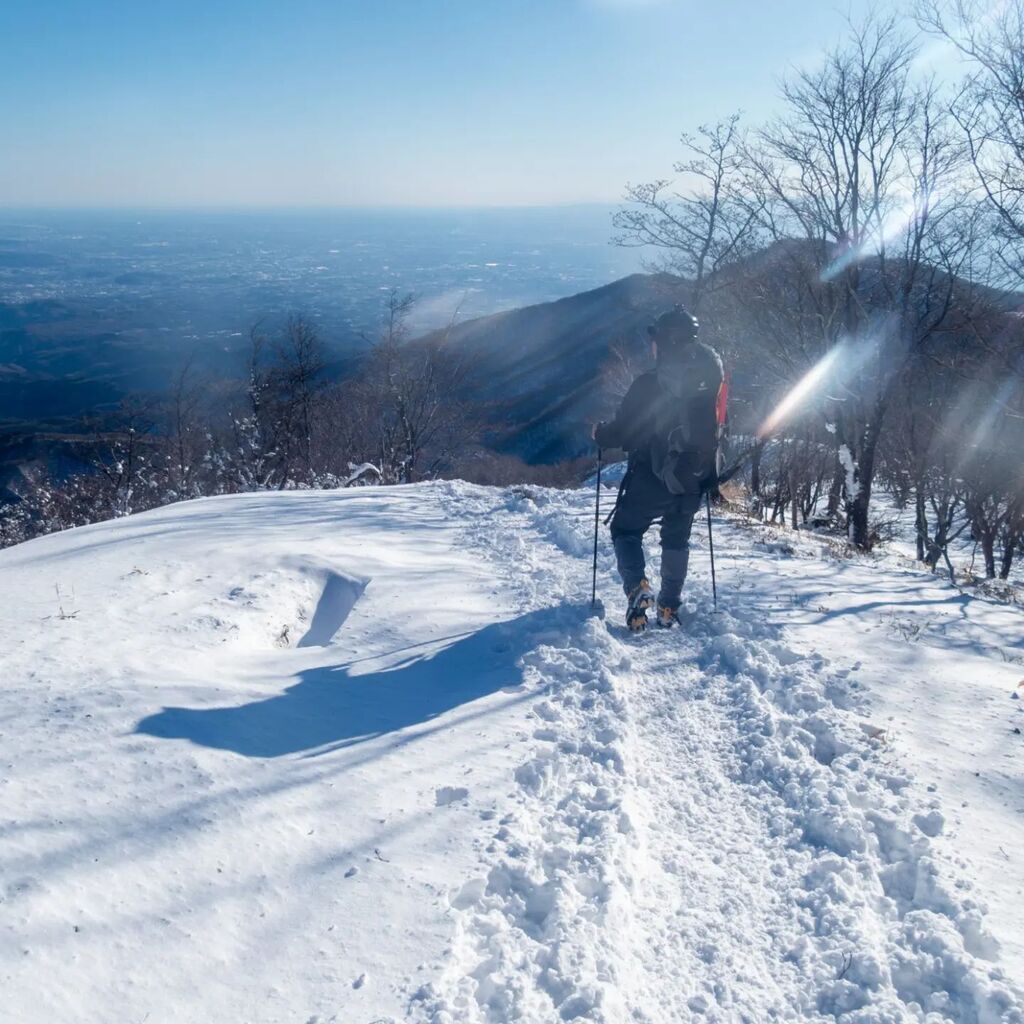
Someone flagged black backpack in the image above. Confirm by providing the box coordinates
[649,346,722,496]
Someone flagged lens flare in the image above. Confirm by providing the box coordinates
[821,199,920,282]
[955,375,1021,473]
[757,345,842,439]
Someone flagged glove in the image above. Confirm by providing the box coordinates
[702,474,723,505]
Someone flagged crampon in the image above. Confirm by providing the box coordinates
[625,579,654,632]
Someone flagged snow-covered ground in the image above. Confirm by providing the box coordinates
[871,490,1024,589]
[0,480,1021,1023]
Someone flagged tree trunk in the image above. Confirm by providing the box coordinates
[826,462,844,523]
[750,444,762,515]
[849,489,871,550]
[999,534,1018,580]
[914,485,927,563]
[981,531,996,579]
[926,502,949,571]
[847,408,885,552]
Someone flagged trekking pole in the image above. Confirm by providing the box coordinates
[717,439,762,487]
[591,448,602,609]
[706,491,718,611]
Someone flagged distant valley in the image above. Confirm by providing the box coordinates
[0,207,639,433]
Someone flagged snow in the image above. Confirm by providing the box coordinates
[839,443,860,502]
[0,480,1021,1022]
[874,491,1024,588]
[732,516,1024,971]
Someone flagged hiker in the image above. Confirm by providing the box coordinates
[593,306,726,631]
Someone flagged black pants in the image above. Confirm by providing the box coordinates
[609,464,699,608]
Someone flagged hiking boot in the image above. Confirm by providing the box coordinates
[626,579,654,632]
[655,603,679,629]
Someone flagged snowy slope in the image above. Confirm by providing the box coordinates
[873,492,1024,588]
[0,481,1021,1023]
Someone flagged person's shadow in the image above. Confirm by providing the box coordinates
[136,606,568,758]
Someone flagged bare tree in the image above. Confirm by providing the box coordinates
[350,291,477,483]
[273,315,327,478]
[918,0,1024,285]
[86,398,160,518]
[223,316,328,489]
[738,15,972,549]
[614,115,762,313]
[959,360,1024,578]
[164,354,207,500]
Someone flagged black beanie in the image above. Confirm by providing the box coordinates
[647,305,699,345]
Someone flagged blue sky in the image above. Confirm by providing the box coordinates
[0,0,901,207]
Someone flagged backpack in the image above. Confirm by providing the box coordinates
[649,346,724,496]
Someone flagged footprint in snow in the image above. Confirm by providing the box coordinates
[435,786,469,807]
[450,877,487,909]
[912,809,944,837]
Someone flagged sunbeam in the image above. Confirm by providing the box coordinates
[820,198,921,282]
[757,345,843,438]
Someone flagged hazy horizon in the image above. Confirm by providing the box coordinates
[0,201,624,213]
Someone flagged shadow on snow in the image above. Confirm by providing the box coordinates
[136,606,567,758]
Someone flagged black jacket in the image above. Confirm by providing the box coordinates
[594,342,723,464]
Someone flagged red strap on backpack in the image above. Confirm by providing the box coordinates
[716,374,729,427]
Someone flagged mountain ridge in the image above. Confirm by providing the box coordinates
[421,271,690,462]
